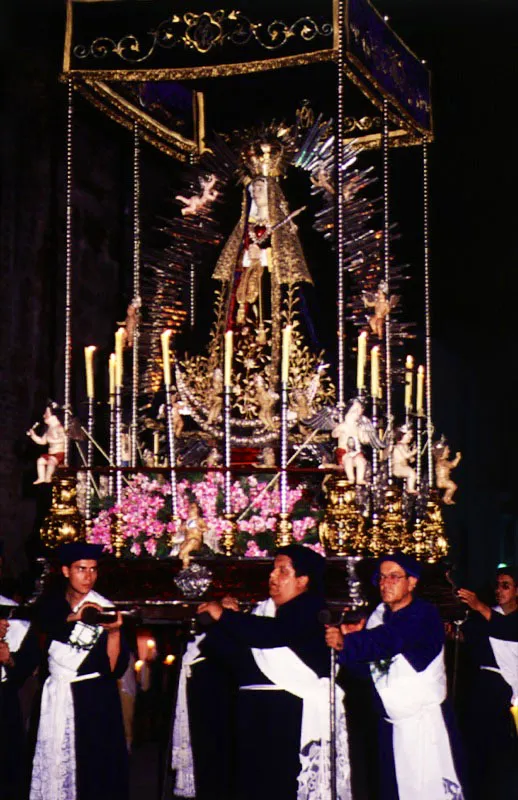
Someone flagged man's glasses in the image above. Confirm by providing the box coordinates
[377,573,408,585]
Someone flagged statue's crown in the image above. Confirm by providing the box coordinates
[243,140,285,178]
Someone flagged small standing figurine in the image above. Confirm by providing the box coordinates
[253,374,278,431]
[207,368,224,426]
[362,280,398,339]
[178,502,208,568]
[433,439,462,505]
[253,446,276,469]
[331,398,385,485]
[392,425,418,494]
[26,404,66,484]
[118,297,141,349]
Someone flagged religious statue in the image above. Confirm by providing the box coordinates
[176,174,218,217]
[331,398,386,485]
[26,404,66,484]
[206,368,224,426]
[253,374,278,431]
[253,446,276,468]
[174,125,334,445]
[433,439,461,505]
[118,297,141,349]
[178,502,209,568]
[212,137,312,376]
[392,425,418,494]
[362,280,398,339]
[202,447,222,467]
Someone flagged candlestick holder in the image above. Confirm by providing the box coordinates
[111,511,124,559]
[40,471,85,550]
[164,385,179,517]
[108,394,115,497]
[115,386,123,507]
[416,491,448,562]
[221,511,238,556]
[223,385,232,518]
[318,476,367,556]
[85,396,95,528]
[378,483,413,553]
[275,511,293,548]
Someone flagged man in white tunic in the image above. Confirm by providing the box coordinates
[326,552,465,800]
[458,567,518,798]
[15,542,130,800]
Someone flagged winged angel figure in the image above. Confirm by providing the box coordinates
[306,398,387,484]
[363,281,398,339]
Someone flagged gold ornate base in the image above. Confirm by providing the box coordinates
[40,471,85,550]
[221,512,238,556]
[375,483,413,555]
[111,512,124,559]
[318,476,367,556]
[413,493,448,562]
[275,512,293,548]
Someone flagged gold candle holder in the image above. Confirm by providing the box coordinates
[40,471,85,550]
[111,512,124,559]
[275,512,293,548]
[318,475,366,556]
[221,512,238,556]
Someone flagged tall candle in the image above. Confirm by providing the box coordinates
[109,353,116,404]
[511,703,518,736]
[356,331,367,390]
[115,328,125,388]
[404,355,414,410]
[161,330,172,386]
[371,345,380,399]
[224,330,233,387]
[416,365,425,415]
[84,346,96,399]
[281,325,292,383]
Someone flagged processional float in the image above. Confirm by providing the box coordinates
[40,0,462,590]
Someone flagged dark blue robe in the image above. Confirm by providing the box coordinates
[338,597,465,800]
[461,607,518,799]
[14,591,130,800]
[184,591,329,800]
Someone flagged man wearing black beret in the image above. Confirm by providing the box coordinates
[326,553,465,800]
[14,542,130,800]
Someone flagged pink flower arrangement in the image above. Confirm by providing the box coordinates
[87,472,322,558]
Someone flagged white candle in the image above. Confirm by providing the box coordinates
[161,330,172,386]
[281,325,292,383]
[404,355,414,410]
[416,365,425,415]
[84,346,96,399]
[371,345,380,399]
[224,330,233,387]
[356,331,367,390]
[115,329,125,388]
[109,353,116,405]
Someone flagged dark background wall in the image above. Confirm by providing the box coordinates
[1,0,517,585]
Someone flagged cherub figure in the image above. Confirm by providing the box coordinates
[310,167,335,196]
[253,375,278,431]
[207,368,224,426]
[176,174,218,217]
[331,398,386,485]
[253,446,276,469]
[363,280,398,339]
[433,439,462,505]
[118,297,141,349]
[26,404,66,484]
[392,425,418,494]
[202,447,222,467]
[178,502,208,568]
